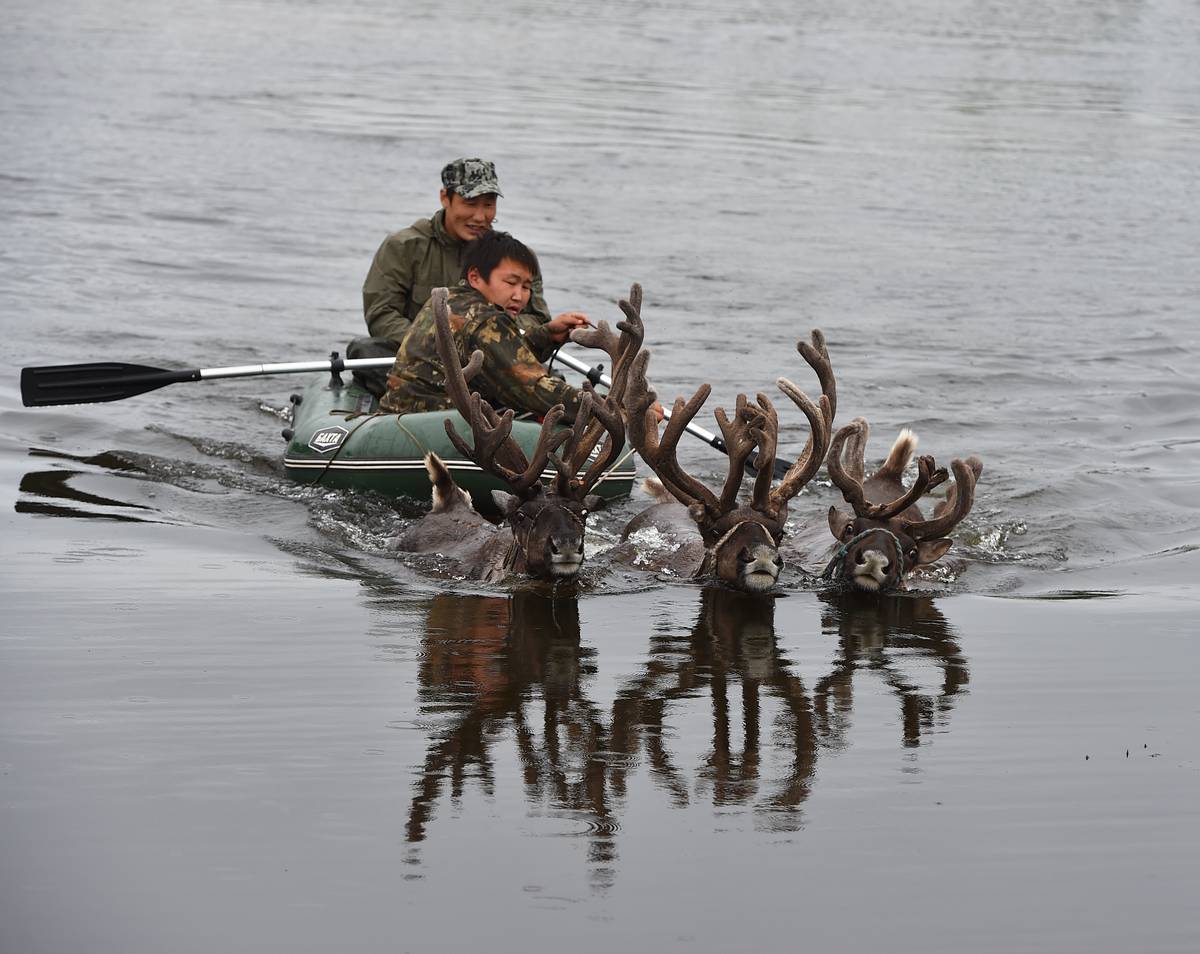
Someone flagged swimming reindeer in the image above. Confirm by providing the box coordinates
[592,284,836,592]
[822,417,983,592]
[395,288,628,583]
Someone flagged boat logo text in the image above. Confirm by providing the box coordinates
[309,426,349,453]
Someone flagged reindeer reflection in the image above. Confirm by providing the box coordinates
[814,589,969,748]
[406,591,617,872]
[607,588,819,816]
[405,587,969,881]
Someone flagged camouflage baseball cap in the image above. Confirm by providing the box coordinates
[441,157,503,199]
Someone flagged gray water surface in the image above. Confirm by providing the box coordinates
[3,0,1199,951]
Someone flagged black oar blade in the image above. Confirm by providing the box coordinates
[743,457,795,480]
[21,362,199,407]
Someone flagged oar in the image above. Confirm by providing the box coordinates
[21,350,792,479]
[20,356,397,407]
[549,347,792,480]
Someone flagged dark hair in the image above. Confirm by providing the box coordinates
[461,231,540,283]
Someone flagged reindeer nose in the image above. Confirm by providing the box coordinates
[551,536,583,556]
[855,550,886,569]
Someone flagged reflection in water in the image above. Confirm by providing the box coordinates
[608,589,816,817]
[816,590,968,748]
[406,587,969,886]
[15,447,160,522]
[406,592,602,858]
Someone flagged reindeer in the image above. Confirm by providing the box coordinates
[596,284,836,592]
[394,288,628,583]
[822,416,983,592]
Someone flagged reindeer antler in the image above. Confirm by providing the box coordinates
[547,283,649,502]
[827,418,950,521]
[612,285,726,518]
[432,287,571,498]
[715,394,771,512]
[900,457,981,540]
[625,345,724,517]
[549,387,628,501]
[743,330,837,520]
[620,305,838,528]
[570,284,641,409]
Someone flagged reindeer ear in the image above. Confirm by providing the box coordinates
[828,505,854,540]
[686,501,708,526]
[581,494,605,513]
[491,489,520,516]
[915,538,953,565]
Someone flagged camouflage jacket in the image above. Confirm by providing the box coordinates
[362,210,551,343]
[379,283,582,421]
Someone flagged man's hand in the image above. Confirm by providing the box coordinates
[545,311,592,344]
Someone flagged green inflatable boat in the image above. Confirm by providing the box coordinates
[281,371,637,511]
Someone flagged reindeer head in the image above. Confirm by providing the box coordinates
[824,417,983,592]
[487,483,591,578]
[609,285,836,593]
[432,288,626,581]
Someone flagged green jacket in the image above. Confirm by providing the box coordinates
[362,210,551,342]
[380,283,582,421]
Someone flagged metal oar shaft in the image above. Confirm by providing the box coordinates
[196,357,395,380]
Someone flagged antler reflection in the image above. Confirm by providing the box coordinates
[405,587,970,882]
[814,589,969,747]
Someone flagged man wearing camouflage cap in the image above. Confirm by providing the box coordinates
[352,158,588,395]
[366,158,591,338]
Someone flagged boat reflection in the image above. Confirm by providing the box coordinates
[405,586,969,884]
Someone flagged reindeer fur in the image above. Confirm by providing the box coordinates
[426,453,473,513]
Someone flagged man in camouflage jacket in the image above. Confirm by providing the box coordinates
[381,232,588,421]
[362,158,554,345]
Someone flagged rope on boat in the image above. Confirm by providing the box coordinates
[390,416,435,461]
[309,411,387,487]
